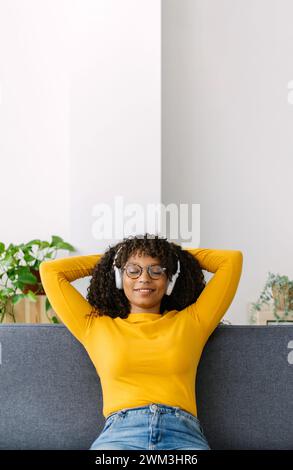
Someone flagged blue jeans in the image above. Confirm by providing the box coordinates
[89,403,211,450]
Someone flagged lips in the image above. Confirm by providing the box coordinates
[135,289,155,296]
[134,288,155,292]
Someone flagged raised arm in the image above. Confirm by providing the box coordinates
[39,254,102,343]
[182,248,243,337]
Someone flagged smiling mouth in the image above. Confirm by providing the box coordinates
[134,288,155,293]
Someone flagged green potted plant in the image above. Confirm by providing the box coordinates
[249,272,293,324]
[0,235,76,323]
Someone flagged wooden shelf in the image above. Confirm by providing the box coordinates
[3,295,60,324]
[248,302,293,325]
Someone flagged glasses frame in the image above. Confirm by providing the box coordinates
[122,263,167,280]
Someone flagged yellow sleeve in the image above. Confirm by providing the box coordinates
[39,254,102,343]
[182,248,243,336]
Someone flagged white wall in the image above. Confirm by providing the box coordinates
[2,0,292,324]
[162,0,293,324]
[0,0,71,243]
[68,0,161,255]
[0,0,161,294]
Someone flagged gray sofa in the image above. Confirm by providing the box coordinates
[0,323,292,450]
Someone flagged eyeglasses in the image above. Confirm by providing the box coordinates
[122,263,167,280]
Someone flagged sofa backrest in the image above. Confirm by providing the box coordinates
[0,324,292,450]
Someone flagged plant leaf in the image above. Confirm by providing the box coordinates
[26,290,37,302]
[51,235,64,246]
[11,294,26,305]
[45,297,52,312]
[25,239,42,247]
[17,272,38,284]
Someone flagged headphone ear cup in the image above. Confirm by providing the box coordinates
[165,279,174,296]
[165,259,180,296]
[114,266,123,289]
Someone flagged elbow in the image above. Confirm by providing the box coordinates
[39,260,54,277]
[234,250,243,261]
[39,260,47,272]
[230,250,243,261]
[232,250,244,276]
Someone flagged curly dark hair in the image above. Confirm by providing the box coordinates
[86,233,206,319]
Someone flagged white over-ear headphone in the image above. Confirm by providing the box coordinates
[112,245,180,296]
[112,246,124,290]
[165,259,180,296]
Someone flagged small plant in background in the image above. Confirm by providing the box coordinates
[249,272,293,324]
[0,235,76,323]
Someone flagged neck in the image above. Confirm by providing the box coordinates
[130,305,161,314]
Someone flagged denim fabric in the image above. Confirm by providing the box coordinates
[89,403,211,450]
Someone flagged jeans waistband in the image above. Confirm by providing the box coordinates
[106,403,199,422]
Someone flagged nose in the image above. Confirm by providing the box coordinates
[139,268,151,282]
[135,266,152,283]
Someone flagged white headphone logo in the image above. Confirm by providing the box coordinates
[112,245,180,296]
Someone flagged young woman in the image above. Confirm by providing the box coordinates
[39,233,243,450]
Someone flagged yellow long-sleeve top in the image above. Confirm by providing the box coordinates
[39,248,243,419]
